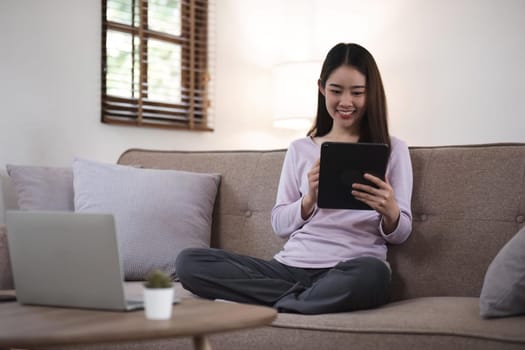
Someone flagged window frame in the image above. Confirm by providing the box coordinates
[101,0,211,131]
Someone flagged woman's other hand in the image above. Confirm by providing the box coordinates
[351,173,400,234]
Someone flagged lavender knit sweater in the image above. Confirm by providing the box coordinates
[271,136,413,268]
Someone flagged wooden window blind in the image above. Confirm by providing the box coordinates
[101,0,211,130]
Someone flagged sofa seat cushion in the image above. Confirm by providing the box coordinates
[272,297,525,344]
[125,282,525,344]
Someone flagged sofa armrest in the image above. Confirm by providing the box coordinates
[0,225,14,290]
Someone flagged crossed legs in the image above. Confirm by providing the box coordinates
[175,248,390,314]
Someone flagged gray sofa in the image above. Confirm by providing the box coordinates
[1,143,525,350]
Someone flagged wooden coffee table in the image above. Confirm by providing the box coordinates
[0,295,277,350]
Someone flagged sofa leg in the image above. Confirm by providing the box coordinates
[193,335,212,350]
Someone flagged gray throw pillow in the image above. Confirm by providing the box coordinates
[73,158,221,281]
[480,226,525,318]
[6,164,74,211]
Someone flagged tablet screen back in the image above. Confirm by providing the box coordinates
[318,142,389,210]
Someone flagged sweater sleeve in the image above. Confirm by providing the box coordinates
[271,144,314,239]
[379,138,413,244]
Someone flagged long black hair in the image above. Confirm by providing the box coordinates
[308,43,390,149]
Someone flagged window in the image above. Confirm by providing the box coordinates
[101,0,211,130]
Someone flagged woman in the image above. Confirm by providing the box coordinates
[176,43,413,314]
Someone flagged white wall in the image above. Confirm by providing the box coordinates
[1,0,524,215]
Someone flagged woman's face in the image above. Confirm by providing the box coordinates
[319,65,367,136]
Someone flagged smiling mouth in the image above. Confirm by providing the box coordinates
[337,109,355,117]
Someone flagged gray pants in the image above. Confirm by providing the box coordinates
[175,248,390,314]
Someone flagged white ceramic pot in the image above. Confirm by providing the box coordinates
[143,287,174,320]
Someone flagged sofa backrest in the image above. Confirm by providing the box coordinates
[118,144,525,301]
[119,149,287,259]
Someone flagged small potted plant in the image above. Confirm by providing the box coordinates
[143,269,174,320]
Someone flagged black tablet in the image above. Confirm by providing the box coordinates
[317,142,389,210]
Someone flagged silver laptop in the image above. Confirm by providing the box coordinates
[6,210,144,311]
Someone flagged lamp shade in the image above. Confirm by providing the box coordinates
[271,61,320,130]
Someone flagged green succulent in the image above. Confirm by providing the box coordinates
[144,269,173,289]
